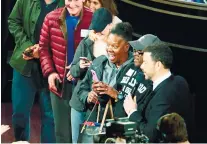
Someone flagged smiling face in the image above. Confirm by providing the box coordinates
[133,50,144,67]
[106,33,129,66]
[65,0,84,16]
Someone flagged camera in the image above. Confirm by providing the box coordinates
[93,117,149,143]
[105,117,137,138]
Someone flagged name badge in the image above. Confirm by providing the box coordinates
[81,29,90,38]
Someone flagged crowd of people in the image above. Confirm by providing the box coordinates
[7,0,194,143]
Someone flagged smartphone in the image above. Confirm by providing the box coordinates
[80,57,90,63]
[49,79,62,97]
[23,48,33,57]
[55,79,62,93]
[91,70,99,82]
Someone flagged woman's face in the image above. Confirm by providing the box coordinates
[65,0,84,16]
[89,0,102,12]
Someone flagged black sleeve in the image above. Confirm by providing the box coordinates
[129,91,171,142]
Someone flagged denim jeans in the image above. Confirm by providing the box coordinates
[12,70,55,143]
[71,108,86,143]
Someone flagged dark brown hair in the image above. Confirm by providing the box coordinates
[143,43,173,69]
[157,113,188,143]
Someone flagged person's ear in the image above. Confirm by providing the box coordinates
[155,61,162,70]
[124,43,129,52]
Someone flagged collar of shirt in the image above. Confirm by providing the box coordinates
[153,71,171,90]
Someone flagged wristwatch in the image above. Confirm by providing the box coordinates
[115,92,124,102]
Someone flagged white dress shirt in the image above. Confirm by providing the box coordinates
[153,71,171,90]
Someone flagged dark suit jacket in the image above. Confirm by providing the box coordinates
[129,75,194,142]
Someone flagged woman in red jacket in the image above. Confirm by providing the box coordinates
[39,0,92,142]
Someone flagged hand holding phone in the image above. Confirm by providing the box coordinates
[55,79,62,93]
[79,57,91,69]
[48,73,62,97]
[91,70,100,94]
[22,44,40,60]
[80,57,90,63]
[23,48,34,57]
[91,70,99,82]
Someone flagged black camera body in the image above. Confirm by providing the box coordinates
[105,117,137,138]
[93,117,149,143]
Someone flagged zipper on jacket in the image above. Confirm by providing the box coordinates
[75,8,83,30]
[73,8,84,52]
[75,18,81,30]
[59,55,67,98]
[61,20,68,98]
[60,53,68,98]
[61,8,84,97]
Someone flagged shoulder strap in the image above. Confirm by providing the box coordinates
[99,99,114,133]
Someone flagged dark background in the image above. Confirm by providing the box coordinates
[1,0,207,142]
[2,0,16,103]
[116,0,207,142]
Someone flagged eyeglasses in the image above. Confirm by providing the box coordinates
[133,49,144,55]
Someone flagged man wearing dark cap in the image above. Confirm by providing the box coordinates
[89,7,113,33]
[68,8,113,143]
[130,34,160,67]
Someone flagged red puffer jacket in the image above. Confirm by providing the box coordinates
[39,7,92,80]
